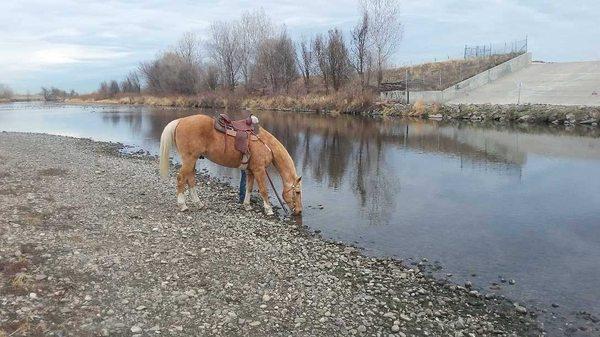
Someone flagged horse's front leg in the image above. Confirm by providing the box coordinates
[243,171,255,211]
[254,169,274,216]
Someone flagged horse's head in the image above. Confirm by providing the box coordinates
[283,176,303,215]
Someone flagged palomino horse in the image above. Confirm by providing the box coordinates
[159,114,303,215]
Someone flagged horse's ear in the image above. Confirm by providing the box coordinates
[296,176,302,183]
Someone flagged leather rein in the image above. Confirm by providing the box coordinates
[252,133,295,215]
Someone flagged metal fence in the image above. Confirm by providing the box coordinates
[464,37,527,59]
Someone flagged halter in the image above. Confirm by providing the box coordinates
[282,179,301,208]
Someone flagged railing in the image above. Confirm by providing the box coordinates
[464,37,527,59]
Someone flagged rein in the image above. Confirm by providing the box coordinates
[265,169,289,215]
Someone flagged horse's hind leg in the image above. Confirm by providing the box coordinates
[243,171,255,211]
[176,157,195,212]
[187,163,204,209]
[254,168,274,216]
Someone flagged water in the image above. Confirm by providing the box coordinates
[2,101,600,332]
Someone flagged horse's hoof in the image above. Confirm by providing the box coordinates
[178,204,189,212]
[244,204,253,211]
[265,209,274,216]
[196,202,205,209]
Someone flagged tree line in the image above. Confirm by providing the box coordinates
[96,0,402,98]
[0,83,13,99]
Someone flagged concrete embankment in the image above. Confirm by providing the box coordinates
[0,132,541,336]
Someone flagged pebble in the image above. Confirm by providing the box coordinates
[515,305,527,314]
[0,133,543,337]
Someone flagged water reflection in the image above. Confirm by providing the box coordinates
[2,102,600,328]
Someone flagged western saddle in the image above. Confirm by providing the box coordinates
[214,113,260,170]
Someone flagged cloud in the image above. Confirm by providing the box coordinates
[0,0,598,93]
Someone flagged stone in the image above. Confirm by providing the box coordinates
[399,314,411,322]
[391,324,400,332]
[130,325,142,333]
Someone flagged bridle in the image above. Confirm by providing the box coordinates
[282,179,301,211]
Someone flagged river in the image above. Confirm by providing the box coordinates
[1,101,599,334]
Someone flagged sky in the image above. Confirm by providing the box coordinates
[1,0,599,94]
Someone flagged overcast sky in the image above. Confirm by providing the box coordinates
[1,0,599,94]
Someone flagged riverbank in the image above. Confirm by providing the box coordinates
[67,90,375,115]
[0,132,542,336]
[376,102,600,126]
[66,94,600,127]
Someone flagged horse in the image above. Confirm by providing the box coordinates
[158,114,303,215]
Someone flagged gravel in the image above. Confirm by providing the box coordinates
[0,132,542,336]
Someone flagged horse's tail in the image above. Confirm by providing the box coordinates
[159,119,180,179]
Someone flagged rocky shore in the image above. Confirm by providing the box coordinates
[376,103,600,126]
[0,132,542,336]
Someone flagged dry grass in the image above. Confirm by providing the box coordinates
[10,273,33,292]
[384,54,520,90]
[69,87,376,114]
[244,87,375,113]
[411,99,426,116]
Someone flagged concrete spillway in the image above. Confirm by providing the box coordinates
[449,61,600,106]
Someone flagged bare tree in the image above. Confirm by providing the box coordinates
[97,82,110,98]
[175,31,202,65]
[0,83,13,99]
[256,29,297,93]
[237,9,273,89]
[41,87,71,101]
[139,50,201,95]
[109,80,120,97]
[202,63,220,91]
[296,37,314,93]
[350,12,371,88]
[208,21,242,91]
[313,34,330,94]
[361,0,403,87]
[327,29,351,91]
[121,71,141,93]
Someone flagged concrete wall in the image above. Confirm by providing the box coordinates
[380,90,407,102]
[443,52,532,102]
[380,52,532,104]
[409,91,443,103]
